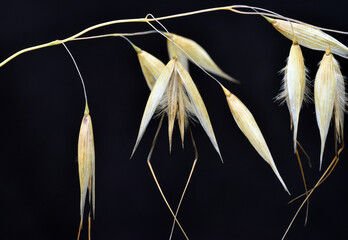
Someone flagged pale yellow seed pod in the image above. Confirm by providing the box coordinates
[221,85,289,194]
[133,45,166,90]
[266,17,348,59]
[333,58,346,143]
[78,104,95,222]
[314,46,336,170]
[165,33,238,83]
[276,40,307,152]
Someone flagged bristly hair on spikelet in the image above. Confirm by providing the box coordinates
[275,40,311,152]
[333,58,347,143]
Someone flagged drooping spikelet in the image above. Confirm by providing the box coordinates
[165,33,238,83]
[221,85,290,194]
[275,39,308,152]
[333,59,347,143]
[265,17,348,59]
[133,44,165,90]
[132,57,221,160]
[314,46,337,170]
[78,103,95,223]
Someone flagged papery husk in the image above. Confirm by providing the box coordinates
[132,57,221,159]
[276,40,308,152]
[222,85,290,194]
[265,17,348,59]
[78,104,95,222]
[165,33,238,83]
[133,45,165,90]
[333,58,346,143]
[132,59,175,156]
[177,60,222,160]
[314,46,336,170]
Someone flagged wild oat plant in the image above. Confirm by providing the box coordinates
[1,5,347,240]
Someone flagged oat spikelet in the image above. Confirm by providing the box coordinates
[314,46,336,170]
[132,57,221,159]
[333,58,347,143]
[165,33,238,83]
[222,85,289,194]
[78,103,95,223]
[176,60,222,159]
[133,45,165,90]
[265,17,348,59]
[276,39,308,152]
[132,59,175,156]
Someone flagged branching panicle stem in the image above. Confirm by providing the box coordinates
[61,42,88,105]
[1,5,348,68]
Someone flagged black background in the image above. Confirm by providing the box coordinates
[1,0,348,239]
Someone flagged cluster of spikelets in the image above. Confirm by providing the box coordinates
[130,32,290,194]
[267,17,347,170]
[74,16,348,240]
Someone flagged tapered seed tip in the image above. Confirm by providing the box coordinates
[132,44,142,53]
[130,143,138,159]
[84,103,90,115]
[325,45,332,55]
[264,16,276,24]
[293,38,299,45]
[319,148,324,172]
[220,84,231,97]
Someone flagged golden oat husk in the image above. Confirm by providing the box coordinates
[133,45,166,90]
[314,46,336,170]
[132,57,221,159]
[333,58,346,143]
[165,33,238,83]
[176,60,222,159]
[78,103,95,223]
[221,85,289,194]
[275,39,308,152]
[131,59,176,156]
[265,17,348,59]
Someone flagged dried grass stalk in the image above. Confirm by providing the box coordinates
[222,85,289,194]
[265,17,348,59]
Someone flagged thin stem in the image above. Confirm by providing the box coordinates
[77,219,82,240]
[71,31,157,41]
[169,127,198,240]
[1,4,348,68]
[289,143,343,204]
[0,6,230,67]
[146,115,189,240]
[297,141,312,168]
[88,212,91,240]
[230,5,348,35]
[61,42,88,106]
[282,143,344,240]
[295,149,309,226]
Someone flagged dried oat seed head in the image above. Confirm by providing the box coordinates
[265,17,348,59]
[78,103,95,222]
[314,46,336,170]
[222,85,289,194]
[165,33,238,83]
[275,39,308,152]
[132,58,222,160]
